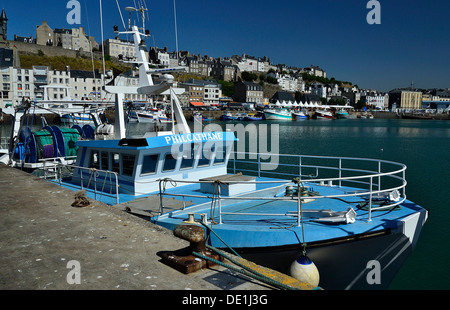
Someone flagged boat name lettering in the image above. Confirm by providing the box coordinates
[164,132,223,145]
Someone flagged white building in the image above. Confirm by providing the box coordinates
[366,94,389,110]
[103,38,136,60]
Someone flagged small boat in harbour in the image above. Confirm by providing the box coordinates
[292,110,307,120]
[128,107,172,123]
[264,108,292,120]
[244,112,264,121]
[221,111,237,121]
[314,109,334,120]
[336,109,349,119]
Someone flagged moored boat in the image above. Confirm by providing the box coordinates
[336,109,349,119]
[315,109,334,119]
[264,108,292,120]
[292,110,307,120]
[4,4,429,291]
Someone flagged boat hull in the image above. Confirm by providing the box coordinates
[292,113,307,120]
[231,228,412,290]
[264,111,292,120]
[336,113,349,119]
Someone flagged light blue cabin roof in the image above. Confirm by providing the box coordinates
[76,131,238,150]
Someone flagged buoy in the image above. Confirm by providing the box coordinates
[289,255,320,288]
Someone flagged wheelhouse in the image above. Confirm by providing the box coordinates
[72,132,237,195]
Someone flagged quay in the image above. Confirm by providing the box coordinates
[0,164,270,290]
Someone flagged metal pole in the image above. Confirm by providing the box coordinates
[368,176,373,222]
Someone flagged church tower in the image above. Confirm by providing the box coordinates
[0,9,7,41]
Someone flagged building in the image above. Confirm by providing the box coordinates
[69,69,104,100]
[310,83,327,98]
[364,93,389,110]
[267,72,303,92]
[302,65,326,78]
[149,46,170,67]
[177,78,221,106]
[270,91,295,104]
[210,58,238,82]
[0,51,14,107]
[233,81,264,104]
[103,38,136,60]
[388,89,423,110]
[14,35,36,44]
[13,67,35,103]
[36,21,54,46]
[0,9,7,41]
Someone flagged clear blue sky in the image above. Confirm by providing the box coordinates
[2,0,450,92]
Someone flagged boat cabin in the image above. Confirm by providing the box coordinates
[73,131,237,195]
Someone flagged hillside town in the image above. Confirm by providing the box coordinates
[1,9,449,114]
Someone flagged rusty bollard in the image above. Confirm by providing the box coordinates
[161,223,223,274]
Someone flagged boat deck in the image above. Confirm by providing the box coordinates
[147,177,424,249]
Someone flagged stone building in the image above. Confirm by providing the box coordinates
[36,21,54,46]
[0,9,7,41]
[388,89,423,110]
[233,81,264,104]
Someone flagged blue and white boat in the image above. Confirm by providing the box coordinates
[221,111,237,121]
[292,110,307,120]
[7,5,428,290]
[264,108,292,120]
[336,109,349,119]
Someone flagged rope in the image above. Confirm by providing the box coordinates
[200,221,241,258]
[192,251,300,290]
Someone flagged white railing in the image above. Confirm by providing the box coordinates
[39,161,120,204]
[158,151,407,224]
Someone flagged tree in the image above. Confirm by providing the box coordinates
[241,71,257,82]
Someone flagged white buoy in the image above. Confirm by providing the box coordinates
[289,255,320,288]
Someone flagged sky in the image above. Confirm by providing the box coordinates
[2,0,450,92]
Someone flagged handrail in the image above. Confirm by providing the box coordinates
[158,151,408,224]
[40,163,120,204]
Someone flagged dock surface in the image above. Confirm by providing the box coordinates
[0,164,270,290]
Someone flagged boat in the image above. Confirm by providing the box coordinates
[360,112,374,119]
[61,112,103,125]
[5,4,428,290]
[315,109,334,120]
[264,108,292,120]
[292,110,307,120]
[244,112,263,121]
[129,108,172,123]
[336,109,349,119]
[221,111,237,121]
[234,112,248,121]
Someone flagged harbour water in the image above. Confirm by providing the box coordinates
[1,117,448,290]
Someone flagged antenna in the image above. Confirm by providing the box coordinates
[174,0,179,63]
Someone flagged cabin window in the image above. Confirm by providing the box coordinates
[112,153,120,173]
[214,145,227,165]
[101,152,109,170]
[197,143,212,167]
[122,154,135,176]
[180,143,195,170]
[163,153,178,172]
[141,154,159,175]
[90,151,99,169]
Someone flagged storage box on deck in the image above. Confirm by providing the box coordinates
[199,174,256,196]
